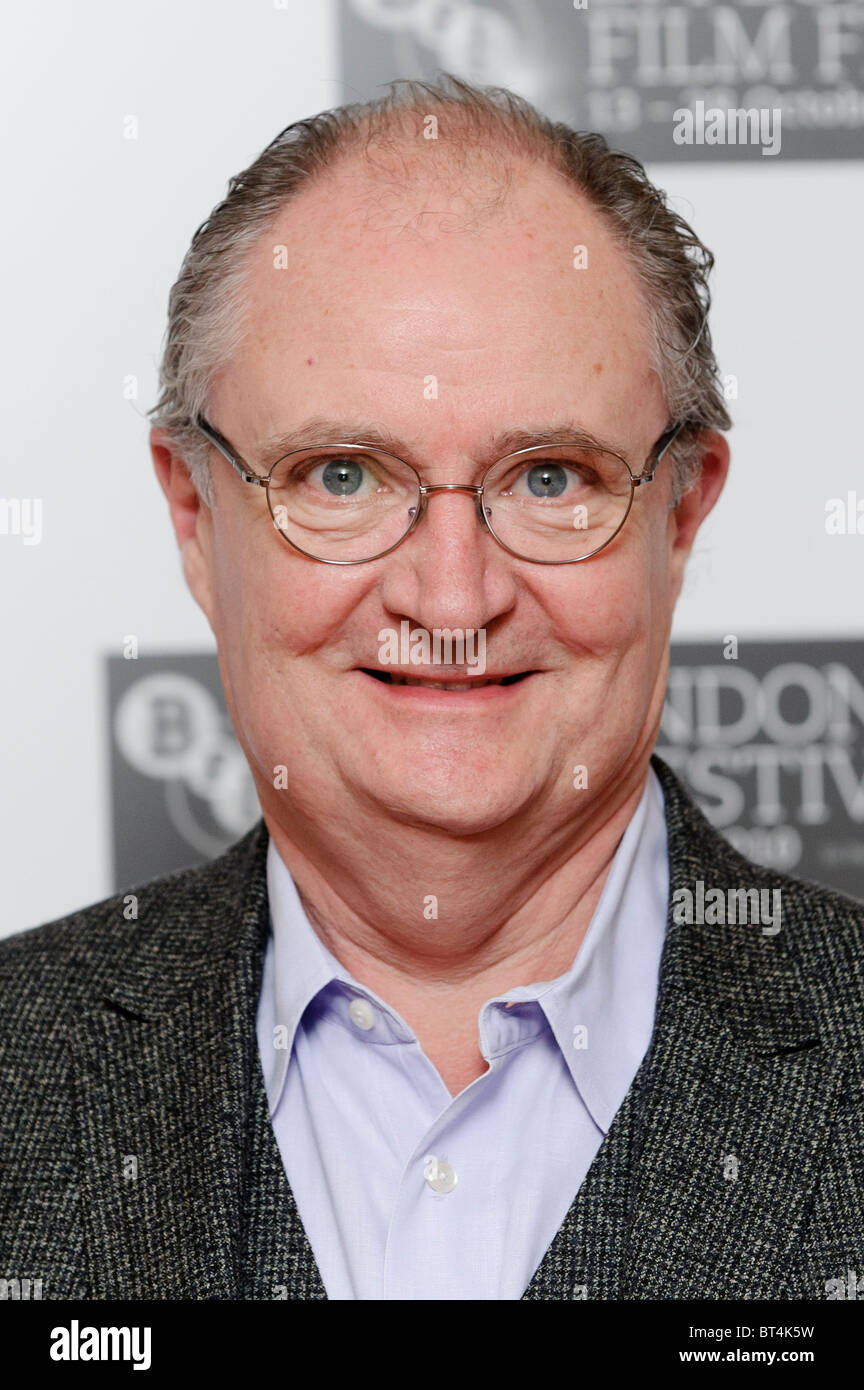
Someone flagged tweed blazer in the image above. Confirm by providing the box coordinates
[2,753,863,1300]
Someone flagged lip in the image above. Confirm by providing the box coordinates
[354,668,539,703]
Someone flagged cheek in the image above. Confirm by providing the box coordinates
[538,547,651,655]
[208,510,272,649]
[534,502,676,683]
[209,510,374,664]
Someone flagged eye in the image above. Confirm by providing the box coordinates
[524,463,568,499]
[303,455,383,498]
[504,460,597,501]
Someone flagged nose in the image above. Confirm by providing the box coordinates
[378,482,516,635]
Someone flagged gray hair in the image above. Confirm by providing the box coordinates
[148,72,731,507]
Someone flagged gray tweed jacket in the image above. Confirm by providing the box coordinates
[2,753,863,1300]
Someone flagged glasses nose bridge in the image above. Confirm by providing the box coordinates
[420,481,484,497]
[413,480,488,534]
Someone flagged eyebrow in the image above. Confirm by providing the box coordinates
[252,418,629,470]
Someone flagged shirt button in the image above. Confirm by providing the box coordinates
[348,998,375,1030]
[424,1155,457,1193]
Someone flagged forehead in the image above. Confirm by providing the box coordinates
[216,149,662,449]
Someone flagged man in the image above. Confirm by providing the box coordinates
[2,74,863,1302]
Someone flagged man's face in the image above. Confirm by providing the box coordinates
[155,152,726,840]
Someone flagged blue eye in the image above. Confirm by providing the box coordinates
[320,458,366,496]
[525,464,568,498]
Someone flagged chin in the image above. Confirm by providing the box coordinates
[360,774,538,837]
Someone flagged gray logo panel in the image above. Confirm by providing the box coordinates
[339,0,864,162]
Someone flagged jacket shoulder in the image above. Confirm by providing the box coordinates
[748,861,864,1002]
[0,820,269,1018]
[651,752,864,1013]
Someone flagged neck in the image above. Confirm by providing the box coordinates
[261,756,654,1010]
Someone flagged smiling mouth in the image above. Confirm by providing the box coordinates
[359,669,535,690]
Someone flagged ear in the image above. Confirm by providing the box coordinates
[150,427,216,626]
[666,429,730,601]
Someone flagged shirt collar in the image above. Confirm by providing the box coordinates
[258,842,352,1115]
[258,768,668,1133]
[532,766,669,1131]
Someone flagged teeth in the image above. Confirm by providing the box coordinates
[363,669,531,689]
[389,676,499,689]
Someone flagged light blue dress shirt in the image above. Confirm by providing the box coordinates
[256,765,669,1300]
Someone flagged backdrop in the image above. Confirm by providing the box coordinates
[3,0,863,939]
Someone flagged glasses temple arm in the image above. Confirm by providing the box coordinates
[634,420,688,484]
[193,415,268,486]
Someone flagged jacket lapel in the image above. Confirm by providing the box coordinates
[622,991,840,1298]
[520,1047,646,1299]
[523,754,846,1298]
[623,755,846,1298]
[238,1036,328,1300]
[71,821,326,1299]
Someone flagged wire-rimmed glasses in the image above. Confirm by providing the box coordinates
[192,415,685,565]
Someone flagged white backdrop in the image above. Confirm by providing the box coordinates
[2,0,862,937]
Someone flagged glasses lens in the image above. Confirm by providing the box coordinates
[267,447,420,561]
[482,446,633,561]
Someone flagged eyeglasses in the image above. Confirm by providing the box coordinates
[191,414,685,565]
